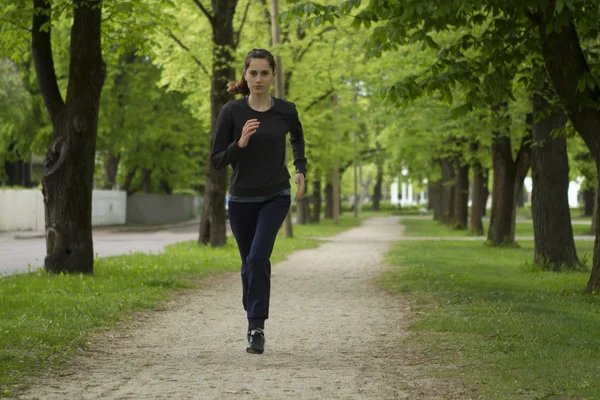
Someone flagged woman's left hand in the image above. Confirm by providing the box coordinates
[295,173,305,201]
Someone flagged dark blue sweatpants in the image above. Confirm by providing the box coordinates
[227,194,291,330]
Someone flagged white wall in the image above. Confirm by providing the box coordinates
[0,189,44,231]
[126,193,201,225]
[390,178,399,205]
[0,189,127,232]
[390,177,422,206]
[92,190,127,226]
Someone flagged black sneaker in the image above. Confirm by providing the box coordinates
[246,329,265,354]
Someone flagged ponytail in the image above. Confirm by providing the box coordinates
[227,75,250,95]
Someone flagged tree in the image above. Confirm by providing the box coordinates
[0,0,176,273]
[30,0,106,273]
[534,4,600,289]
[0,59,33,185]
[531,91,580,270]
[96,50,206,193]
[487,102,532,246]
[192,0,240,247]
[282,1,597,287]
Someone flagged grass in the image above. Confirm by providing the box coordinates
[381,239,600,399]
[517,206,592,221]
[401,217,592,238]
[298,213,366,236]
[0,215,364,397]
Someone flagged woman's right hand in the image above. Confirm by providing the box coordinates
[237,119,260,148]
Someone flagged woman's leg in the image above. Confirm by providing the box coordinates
[227,201,260,313]
[246,195,291,330]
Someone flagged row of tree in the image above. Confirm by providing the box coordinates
[2,0,600,294]
[284,0,600,292]
[0,0,389,273]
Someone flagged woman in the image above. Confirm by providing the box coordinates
[211,48,307,354]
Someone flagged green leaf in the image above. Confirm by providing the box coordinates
[577,77,586,93]
[425,35,440,50]
[545,21,554,36]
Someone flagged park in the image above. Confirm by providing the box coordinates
[1,0,600,399]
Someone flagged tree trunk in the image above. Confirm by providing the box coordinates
[198,0,237,247]
[531,93,579,270]
[510,131,532,238]
[311,178,321,223]
[159,178,173,194]
[332,94,340,224]
[122,167,137,194]
[296,181,310,225]
[517,184,527,208]
[429,179,442,220]
[102,151,120,189]
[338,172,345,216]
[427,183,433,210]
[487,124,517,245]
[271,0,294,238]
[298,197,310,224]
[481,169,489,216]
[487,103,530,246]
[324,182,333,219]
[32,0,105,274]
[470,169,486,236]
[469,142,485,235]
[372,162,383,211]
[593,186,598,235]
[296,199,306,224]
[141,168,153,193]
[4,159,32,187]
[333,167,340,224]
[440,157,455,223]
[453,162,469,229]
[4,140,32,187]
[584,188,594,217]
[538,12,600,290]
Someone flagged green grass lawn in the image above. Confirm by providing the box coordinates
[381,239,600,399]
[401,217,592,237]
[0,216,364,397]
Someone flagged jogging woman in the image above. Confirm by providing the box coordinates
[211,48,307,354]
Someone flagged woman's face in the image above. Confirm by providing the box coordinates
[244,58,274,95]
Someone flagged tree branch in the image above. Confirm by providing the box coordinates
[303,89,335,112]
[341,148,381,173]
[285,26,336,91]
[514,129,532,172]
[168,31,210,75]
[191,0,215,26]
[234,0,251,48]
[258,0,271,30]
[296,27,335,63]
[31,0,65,125]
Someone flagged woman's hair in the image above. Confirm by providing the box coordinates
[227,48,276,95]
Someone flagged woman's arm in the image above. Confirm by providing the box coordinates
[210,104,243,170]
[288,104,307,176]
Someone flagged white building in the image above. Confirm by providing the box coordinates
[390,176,426,207]
[390,175,585,210]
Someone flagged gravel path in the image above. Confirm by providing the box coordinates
[15,217,464,400]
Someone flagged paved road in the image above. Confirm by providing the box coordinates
[0,224,213,276]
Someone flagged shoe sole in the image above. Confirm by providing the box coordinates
[246,346,264,354]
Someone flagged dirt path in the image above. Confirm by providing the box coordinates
[15,217,464,400]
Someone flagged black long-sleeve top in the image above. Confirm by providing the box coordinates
[210,97,307,197]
